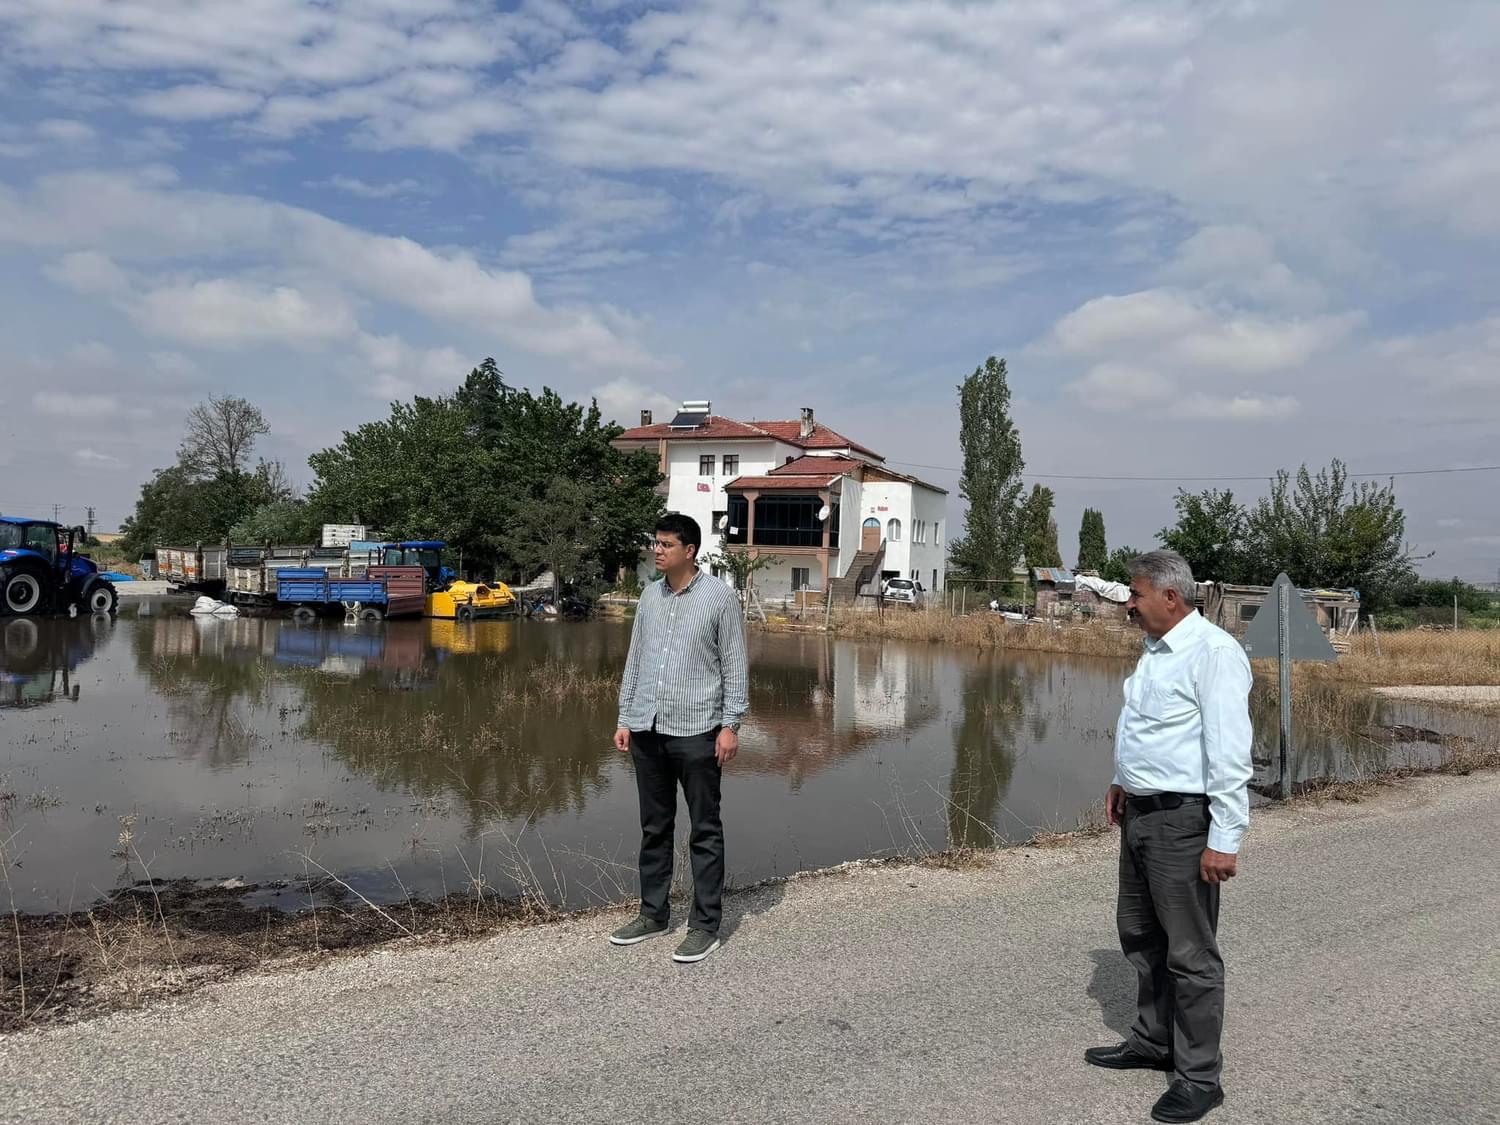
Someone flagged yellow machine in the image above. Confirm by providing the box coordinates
[425,580,517,622]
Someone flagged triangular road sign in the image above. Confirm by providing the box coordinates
[1241,572,1338,662]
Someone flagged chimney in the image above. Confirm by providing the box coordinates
[800,406,815,439]
[640,409,653,427]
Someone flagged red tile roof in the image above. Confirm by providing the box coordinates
[769,455,865,475]
[611,415,883,461]
[723,475,842,491]
[613,416,774,442]
[750,421,883,460]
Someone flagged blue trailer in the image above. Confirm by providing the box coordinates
[275,568,392,622]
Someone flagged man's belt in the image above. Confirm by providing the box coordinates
[1125,792,1208,813]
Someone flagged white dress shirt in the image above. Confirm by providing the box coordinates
[1113,610,1254,854]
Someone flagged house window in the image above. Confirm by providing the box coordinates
[711,510,727,537]
[932,568,938,591]
[722,454,739,476]
[699,454,715,476]
[914,520,925,544]
[887,518,901,542]
[935,521,942,544]
[1238,603,1259,622]
[792,567,810,591]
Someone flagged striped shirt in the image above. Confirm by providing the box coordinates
[617,570,749,737]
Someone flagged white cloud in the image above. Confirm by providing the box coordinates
[73,448,125,468]
[133,85,264,121]
[33,391,122,418]
[307,175,427,199]
[590,377,677,427]
[44,251,130,296]
[354,332,471,399]
[0,169,660,370]
[132,279,358,347]
[1171,393,1299,422]
[36,119,96,144]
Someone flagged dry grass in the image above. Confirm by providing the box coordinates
[1310,630,1500,687]
[814,605,1141,659]
[817,608,1500,689]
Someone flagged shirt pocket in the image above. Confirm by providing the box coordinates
[1132,680,1197,723]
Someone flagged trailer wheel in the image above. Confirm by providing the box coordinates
[358,606,384,622]
[292,605,317,624]
[455,604,475,623]
[2,569,48,616]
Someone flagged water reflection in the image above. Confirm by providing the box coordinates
[0,614,112,709]
[0,606,1477,913]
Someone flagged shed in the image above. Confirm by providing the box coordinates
[1198,582,1360,639]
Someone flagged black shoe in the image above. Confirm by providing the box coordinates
[1083,1042,1173,1071]
[1151,1080,1224,1123]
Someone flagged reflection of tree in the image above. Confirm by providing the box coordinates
[947,661,1034,848]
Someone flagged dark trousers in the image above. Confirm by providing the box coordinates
[1117,799,1225,1090]
[629,727,725,934]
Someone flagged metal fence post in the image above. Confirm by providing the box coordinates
[1278,580,1293,799]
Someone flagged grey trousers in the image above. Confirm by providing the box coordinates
[1117,799,1225,1090]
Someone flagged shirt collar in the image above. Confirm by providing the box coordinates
[662,568,704,596]
[1147,609,1200,653]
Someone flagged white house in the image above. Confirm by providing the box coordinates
[612,400,947,601]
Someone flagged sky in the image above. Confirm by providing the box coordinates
[0,0,1496,580]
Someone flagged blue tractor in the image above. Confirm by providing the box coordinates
[0,515,119,617]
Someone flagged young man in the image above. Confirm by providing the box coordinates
[610,513,748,963]
[1086,549,1253,1124]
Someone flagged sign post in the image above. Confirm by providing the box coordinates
[1241,573,1337,798]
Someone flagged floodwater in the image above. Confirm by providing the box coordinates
[0,603,1469,914]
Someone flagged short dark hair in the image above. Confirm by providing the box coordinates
[655,512,701,559]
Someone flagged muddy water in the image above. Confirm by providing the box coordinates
[0,604,1463,913]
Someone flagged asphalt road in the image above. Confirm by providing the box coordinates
[3,773,1496,1125]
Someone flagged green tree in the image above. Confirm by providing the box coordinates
[1077,508,1107,573]
[1158,488,1252,584]
[1101,545,1141,585]
[306,365,663,583]
[504,476,605,602]
[228,499,322,544]
[1018,484,1062,569]
[1243,460,1419,608]
[119,399,288,556]
[947,356,1025,580]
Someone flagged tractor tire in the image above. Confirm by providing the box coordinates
[83,582,118,616]
[455,604,475,623]
[358,606,384,622]
[291,605,317,624]
[1,567,49,616]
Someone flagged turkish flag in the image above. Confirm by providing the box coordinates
[697,482,711,492]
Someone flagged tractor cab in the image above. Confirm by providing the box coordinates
[379,541,454,592]
[0,515,118,617]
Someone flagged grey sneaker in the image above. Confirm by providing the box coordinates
[672,929,720,963]
[609,916,668,945]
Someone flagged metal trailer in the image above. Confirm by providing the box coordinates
[155,543,229,592]
[226,545,348,605]
[274,564,428,621]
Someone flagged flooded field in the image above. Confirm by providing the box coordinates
[0,602,1477,915]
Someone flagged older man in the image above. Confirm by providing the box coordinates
[1085,550,1253,1124]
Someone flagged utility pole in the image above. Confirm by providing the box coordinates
[86,506,96,536]
[52,503,62,522]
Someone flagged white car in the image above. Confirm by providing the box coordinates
[882,577,923,605]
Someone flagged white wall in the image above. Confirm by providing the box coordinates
[662,438,791,554]
[835,475,862,577]
[751,557,824,599]
[853,479,947,591]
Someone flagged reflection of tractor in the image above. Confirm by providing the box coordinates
[0,612,113,708]
[0,515,118,617]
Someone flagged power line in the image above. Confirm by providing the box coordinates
[881,461,1500,483]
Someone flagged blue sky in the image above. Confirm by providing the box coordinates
[1,0,1497,579]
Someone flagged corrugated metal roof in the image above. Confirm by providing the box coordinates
[1033,567,1075,584]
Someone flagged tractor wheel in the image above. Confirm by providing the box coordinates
[1,568,49,616]
[358,606,384,622]
[455,604,475,623]
[292,605,317,624]
[84,583,118,616]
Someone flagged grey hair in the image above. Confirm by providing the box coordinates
[1128,549,1197,604]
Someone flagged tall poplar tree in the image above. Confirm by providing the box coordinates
[947,356,1025,580]
[1078,508,1107,572]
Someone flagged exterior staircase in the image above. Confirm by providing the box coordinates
[827,540,885,606]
